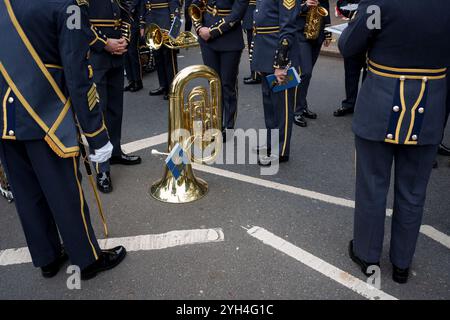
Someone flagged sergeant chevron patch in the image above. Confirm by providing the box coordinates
[283,0,295,10]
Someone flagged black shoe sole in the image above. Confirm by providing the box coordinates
[81,250,127,281]
[303,114,317,120]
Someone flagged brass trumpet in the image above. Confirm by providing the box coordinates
[188,0,206,23]
[150,65,222,203]
[304,5,329,40]
[144,23,199,50]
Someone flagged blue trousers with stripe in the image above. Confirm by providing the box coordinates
[261,75,295,158]
[0,139,101,269]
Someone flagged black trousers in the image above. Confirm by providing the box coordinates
[124,28,142,83]
[341,54,367,109]
[261,73,295,157]
[201,45,242,130]
[295,39,323,115]
[184,0,193,32]
[354,136,438,269]
[92,66,124,173]
[0,140,101,269]
[155,47,178,90]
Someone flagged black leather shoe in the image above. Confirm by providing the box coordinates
[258,154,289,167]
[294,114,308,127]
[41,251,68,278]
[438,143,450,156]
[244,77,262,85]
[110,152,142,166]
[81,246,127,280]
[392,265,409,284]
[97,172,113,194]
[129,80,143,93]
[124,81,135,92]
[334,106,354,117]
[349,240,379,277]
[303,108,317,119]
[149,87,166,96]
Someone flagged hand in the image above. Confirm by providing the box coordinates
[198,27,211,41]
[89,141,113,164]
[324,39,332,47]
[140,28,145,38]
[274,68,287,85]
[105,38,128,55]
[306,0,319,7]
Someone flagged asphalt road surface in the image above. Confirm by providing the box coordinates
[1,47,449,300]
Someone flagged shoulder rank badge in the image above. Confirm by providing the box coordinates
[283,0,295,10]
[76,0,89,6]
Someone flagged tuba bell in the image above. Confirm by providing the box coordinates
[150,65,222,203]
[304,5,329,40]
[188,0,206,23]
[145,23,199,50]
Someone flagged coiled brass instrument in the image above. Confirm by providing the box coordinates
[145,23,199,50]
[304,5,329,40]
[150,65,222,203]
[188,0,206,23]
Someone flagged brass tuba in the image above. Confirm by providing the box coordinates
[188,0,206,23]
[304,5,329,40]
[150,65,222,203]
[145,23,199,50]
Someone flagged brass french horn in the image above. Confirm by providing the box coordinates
[188,0,206,23]
[144,23,199,50]
[150,65,222,203]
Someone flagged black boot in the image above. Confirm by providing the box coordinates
[294,114,308,127]
[41,250,68,278]
[438,143,450,156]
[124,81,135,92]
[129,80,143,92]
[348,240,380,277]
[334,106,354,117]
[392,264,409,284]
[81,246,127,280]
[110,152,142,166]
[303,107,317,119]
[97,172,113,194]
[149,87,166,96]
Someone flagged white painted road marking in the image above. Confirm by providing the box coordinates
[419,225,450,249]
[0,228,224,266]
[119,132,450,250]
[246,226,398,300]
[122,133,167,154]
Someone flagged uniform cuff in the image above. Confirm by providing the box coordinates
[84,124,109,150]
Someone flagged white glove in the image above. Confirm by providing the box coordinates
[89,141,113,163]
